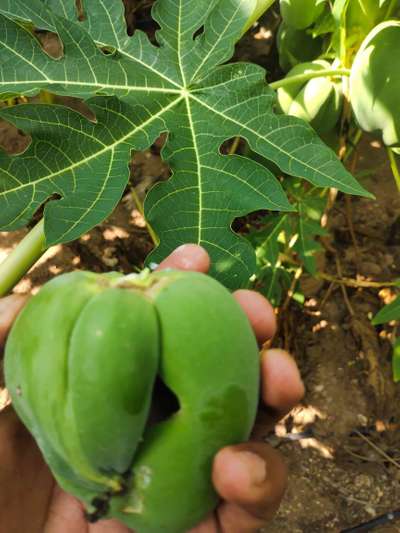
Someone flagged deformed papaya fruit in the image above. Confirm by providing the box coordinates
[5,269,260,532]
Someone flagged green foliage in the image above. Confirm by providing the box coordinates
[241,0,275,34]
[0,0,368,289]
[393,338,400,383]
[277,60,343,134]
[280,0,327,30]
[372,294,400,382]
[277,22,324,72]
[350,20,400,153]
[247,182,328,305]
[372,295,400,325]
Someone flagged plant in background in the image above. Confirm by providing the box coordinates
[350,20,400,156]
[277,22,324,72]
[280,0,326,30]
[258,0,400,376]
[372,294,400,382]
[277,59,343,134]
[0,0,368,295]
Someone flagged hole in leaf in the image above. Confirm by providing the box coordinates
[34,30,63,59]
[124,0,159,41]
[147,376,180,426]
[193,26,205,39]
[129,133,171,199]
[75,0,86,22]
[220,137,247,156]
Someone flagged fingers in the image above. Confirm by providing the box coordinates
[44,487,131,533]
[0,406,54,533]
[233,290,276,344]
[212,442,287,532]
[0,295,28,349]
[260,349,305,418]
[156,244,210,273]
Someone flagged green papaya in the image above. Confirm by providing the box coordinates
[277,60,343,134]
[5,269,260,532]
[345,0,392,48]
[280,0,326,30]
[277,22,324,72]
[350,20,400,152]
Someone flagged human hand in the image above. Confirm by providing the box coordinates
[0,245,304,533]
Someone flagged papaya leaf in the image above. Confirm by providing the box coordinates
[249,214,289,266]
[0,0,371,288]
[293,204,326,275]
[372,295,400,325]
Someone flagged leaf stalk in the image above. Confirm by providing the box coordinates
[0,219,46,297]
[269,68,351,91]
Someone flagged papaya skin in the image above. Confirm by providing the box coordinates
[5,272,120,504]
[68,286,159,476]
[280,0,325,30]
[350,21,400,151]
[277,60,343,134]
[111,271,259,532]
[5,269,260,532]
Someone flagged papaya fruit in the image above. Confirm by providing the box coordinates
[277,22,323,72]
[277,59,343,134]
[345,0,392,49]
[280,0,326,30]
[5,269,260,532]
[350,20,400,153]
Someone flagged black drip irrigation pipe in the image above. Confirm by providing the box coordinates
[341,509,400,532]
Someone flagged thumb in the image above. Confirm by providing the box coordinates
[212,442,287,532]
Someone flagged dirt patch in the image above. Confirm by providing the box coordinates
[265,138,400,532]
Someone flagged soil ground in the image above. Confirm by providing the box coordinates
[1,5,400,532]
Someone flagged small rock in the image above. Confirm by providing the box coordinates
[357,414,368,426]
[354,474,372,489]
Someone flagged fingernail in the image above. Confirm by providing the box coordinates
[236,451,267,486]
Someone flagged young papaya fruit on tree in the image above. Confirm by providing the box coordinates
[280,0,326,30]
[277,60,344,134]
[344,0,393,49]
[350,20,400,153]
[5,269,260,532]
[277,22,324,72]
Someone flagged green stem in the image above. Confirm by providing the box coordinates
[0,219,46,297]
[269,68,351,90]
[387,148,400,193]
[130,188,160,247]
[343,129,363,164]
